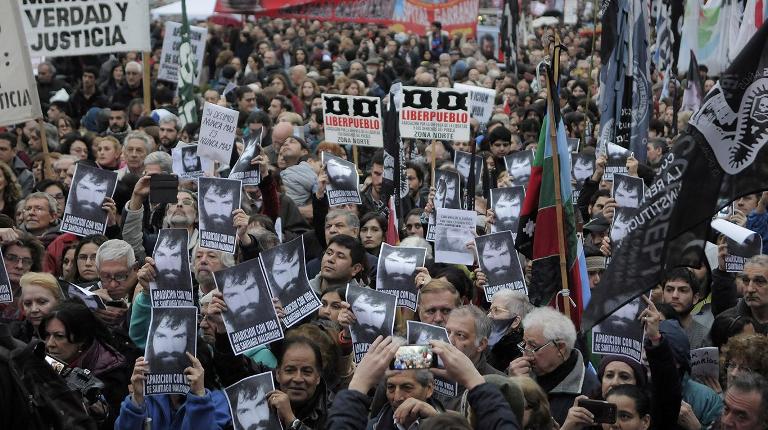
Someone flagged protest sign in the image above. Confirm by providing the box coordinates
[61,164,117,237]
[592,297,644,363]
[603,142,631,181]
[612,174,645,209]
[158,21,207,85]
[0,250,12,304]
[144,306,197,395]
[434,208,476,265]
[63,281,106,311]
[347,284,396,363]
[399,87,470,141]
[376,244,427,311]
[610,206,639,244]
[225,372,283,430]
[322,94,383,147]
[19,0,151,57]
[406,321,458,397]
[0,1,42,127]
[322,152,361,206]
[504,150,534,187]
[490,186,525,235]
[198,102,239,164]
[259,236,321,328]
[476,232,527,301]
[454,150,483,187]
[426,170,462,241]
[198,177,241,254]
[172,144,214,179]
[572,153,595,204]
[690,347,719,383]
[567,137,580,153]
[725,235,763,273]
[229,131,262,185]
[453,82,496,125]
[215,258,284,355]
[149,229,194,308]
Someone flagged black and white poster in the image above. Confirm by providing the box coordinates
[0,0,42,127]
[399,87,470,141]
[144,306,197,395]
[434,208,476,265]
[346,284,397,363]
[725,235,763,273]
[0,249,12,304]
[259,236,321,328]
[63,281,106,310]
[229,131,262,185]
[322,152,361,206]
[475,232,527,301]
[61,164,118,237]
[149,229,194,308]
[603,142,631,181]
[426,170,462,241]
[592,297,644,363]
[322,94,384,147]
[19,0,151,57]
[215,258,284,355]
[454,150,483,187]
[172,144,214,179]
[504,150,534,187]
[225,372,283,430]
[198,177,242,254]
[490,186,525,235]
[572,153,595,189]
[158,21,208,85]
[375,244,427,311]
[612,174,645,209]
[610,206,639,244]
[406,321,458,397]
[567,137,580,153]
[453,83,495,125]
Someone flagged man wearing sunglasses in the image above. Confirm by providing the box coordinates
[507,306,599,425]
[715,254,768,335]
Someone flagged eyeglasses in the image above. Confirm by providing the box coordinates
[77,254,97,262]
[517,340,557,355]
[100,272,130,283]
[488,306,515,318]
[726,361,753,374]
[176,199,195,206]
[5,254,33,268]
[737,275,768,287]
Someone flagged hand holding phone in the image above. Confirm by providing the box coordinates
[389,345,438,370]
[577,399,617,424]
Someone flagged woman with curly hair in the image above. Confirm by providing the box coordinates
[0,161,22,219]
[269,73,304,116]
[59,132,94,161]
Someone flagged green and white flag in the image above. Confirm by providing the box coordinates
[177,0,198,127]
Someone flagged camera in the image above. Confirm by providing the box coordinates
[46,355,105,404]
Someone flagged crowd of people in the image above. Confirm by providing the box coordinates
[0,9,767,430]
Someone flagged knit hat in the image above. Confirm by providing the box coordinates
[586,256,606,272]
[597,355,648,388]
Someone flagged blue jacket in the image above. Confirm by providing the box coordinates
[747,210,768,254]
[115,390,231,430]
[682,375,723,429]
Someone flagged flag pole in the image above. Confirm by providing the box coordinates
[545,32,572,320]
[37,118,54,180]
[142,51,152,115]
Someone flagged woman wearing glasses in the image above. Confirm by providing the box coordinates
[67,235,108,285]
[487,289,533,371]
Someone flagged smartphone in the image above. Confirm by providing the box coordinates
[149,174,179,205]
[389,345,438,370]
[578,399,617,424]
[105,299,128,309]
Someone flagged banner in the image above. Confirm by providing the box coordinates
[322,94,383,147]
[219,0,479,36]
[0,1,42,127]
[19,0,151,57]
[158,21,207,85]
[198,102,239,164]
[454,82,496,125]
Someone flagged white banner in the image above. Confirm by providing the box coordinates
[454,82,496,125]
[399,87,470,142]
[19,0,151,57]
[322,94,384,147]
[198,102,239,164]
[0,1,42,127]
[158,21,207,85]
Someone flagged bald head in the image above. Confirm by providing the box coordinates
[271,122,294,149]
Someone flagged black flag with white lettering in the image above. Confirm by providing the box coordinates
[582,21,768,331]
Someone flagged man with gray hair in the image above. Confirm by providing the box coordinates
[508,306,599,424]
[369,369,441,429]
[113,61,143,106]
[445,304,505,377]
[92,239,138,331]
[118,131,155,179]
[143,151,173,176]
[157,113,180,151]
[20,192,61,247]
[720,371,768,429]
[716,254,768,334]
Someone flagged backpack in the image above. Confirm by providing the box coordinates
[0,334,97,430]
